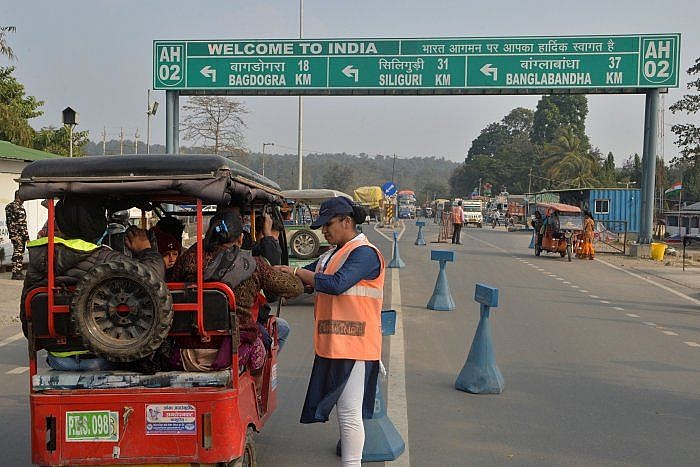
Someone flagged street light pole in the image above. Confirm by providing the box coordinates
[262,142,274,177]
[296,0,304,189]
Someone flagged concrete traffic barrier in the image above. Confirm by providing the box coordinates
[337,309,405,461]
[415,220,427,246]
[426,250,455,311]
[455,283,504,394]
[387,230,405,268]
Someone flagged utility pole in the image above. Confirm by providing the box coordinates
[102,127,107,155]
[134,129,140,154]
[262,142,274,177]
[391,153,397,183]
[119,128,124,156]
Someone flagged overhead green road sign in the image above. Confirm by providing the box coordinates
[153,34,680,95]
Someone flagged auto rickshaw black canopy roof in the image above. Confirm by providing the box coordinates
[17,154,282,206]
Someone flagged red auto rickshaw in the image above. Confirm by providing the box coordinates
[534,202,583,262]
[20,154,286,466]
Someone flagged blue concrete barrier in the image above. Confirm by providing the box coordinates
[455,283,504,394]
[415,220,426,246]
[337,309,405,461]
[426,250,456,311]
[387,230,405,268]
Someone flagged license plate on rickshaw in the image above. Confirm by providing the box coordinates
[65,410,119,442]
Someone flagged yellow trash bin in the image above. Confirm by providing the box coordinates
[650,242,667,261]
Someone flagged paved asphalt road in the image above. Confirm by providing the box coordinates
[0,221,698,466]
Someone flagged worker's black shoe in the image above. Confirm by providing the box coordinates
[11,272,25,280]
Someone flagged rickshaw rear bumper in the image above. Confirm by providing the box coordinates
[30,383,261,466]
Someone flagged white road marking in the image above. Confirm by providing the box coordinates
[599,300,610,304]
[588,295,600,298]
[562,281,571,284]
[683,341,700,348]
[0,333,24,348]
[387,268,410,466]
[580,290,589,293]
[642,322,657,326]
[613,307,625,311]
[570,285,580,288]
[555,278,564,281]
[597,257,700,306]
[6,366,28,374]
[626,313,640,318]
[373,220,406,243]
[662,331,679,336]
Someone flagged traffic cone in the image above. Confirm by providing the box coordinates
[426,250,456,311]
[415,220,426,246]
[455,284,503,394]
[388,231,405,268]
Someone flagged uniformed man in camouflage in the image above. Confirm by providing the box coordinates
[5,191,29,280]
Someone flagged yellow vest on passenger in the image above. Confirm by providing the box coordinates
[314,234,385,360]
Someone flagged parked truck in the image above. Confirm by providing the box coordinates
[353,186,383,220]
[462,199,484,228]
[397,190,417,219]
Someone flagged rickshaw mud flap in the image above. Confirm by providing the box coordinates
[30,388,255,466]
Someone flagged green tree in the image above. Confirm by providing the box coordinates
[454,107,537,195]
[542,126,597,188]
[618,153,642,187]
[0,67,43,145]
[669,57,700,199]
[531,95,589,148]
[599,151,617,186]
[34,126,89,157]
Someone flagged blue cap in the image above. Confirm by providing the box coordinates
[311,197,354,229]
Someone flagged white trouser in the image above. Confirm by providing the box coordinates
[337,360,366,467]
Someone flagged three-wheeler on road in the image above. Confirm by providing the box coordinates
[19,154,287,466]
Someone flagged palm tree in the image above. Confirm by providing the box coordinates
[542,126,598,188]
[0,26,16,61]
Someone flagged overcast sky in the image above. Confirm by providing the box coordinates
[3,0,698,165]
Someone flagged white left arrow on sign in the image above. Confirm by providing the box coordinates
[480,63,498,81]
[201,65,217,82]
[342,65,359,82]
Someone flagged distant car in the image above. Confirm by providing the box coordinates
[281,189,354,261]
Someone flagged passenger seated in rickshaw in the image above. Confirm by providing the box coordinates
[252,212,291,351]
[170,211,303,380]
[20,195,164,371]
[531,211,544,248]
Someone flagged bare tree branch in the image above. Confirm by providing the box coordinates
[181,96,248,155]
[0,26,16,61]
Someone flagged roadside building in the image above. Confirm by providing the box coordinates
[0,141,63,246]
[528,188,641,235]
[664,202,700,238]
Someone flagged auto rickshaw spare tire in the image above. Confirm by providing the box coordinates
[70,259,173,362]
[226,427,257,467]
[289,229,320,260]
